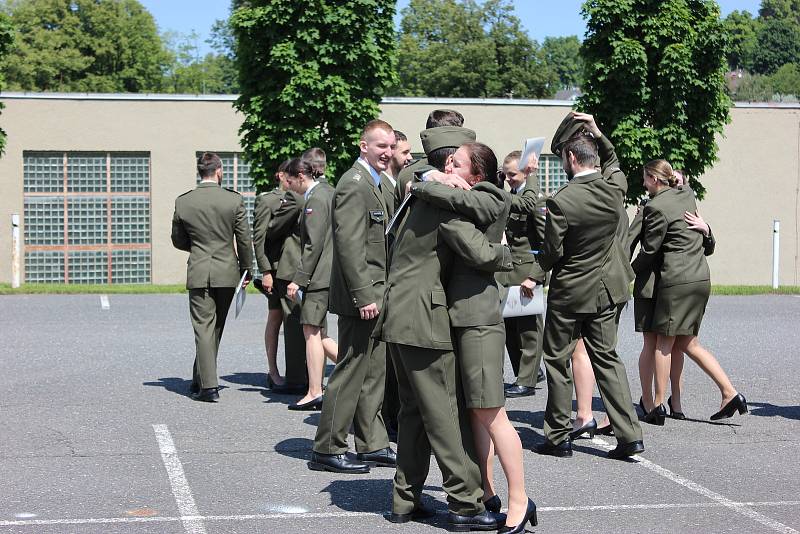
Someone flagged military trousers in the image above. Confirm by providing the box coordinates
[388,343,484,516]
[276,279,308,386]
[505,314,544,387]
[542,301,643,446]
[189,287,235,389]
[382,350,400,428]
[313,315,389,455]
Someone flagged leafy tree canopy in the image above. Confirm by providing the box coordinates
[542,36,583,90]
[578,0,731,202]
[394,0,558,98]
[752,17,800,74]
[231,0,396,190]
[2,0,168,92]
[0,10,13,154]
[769,62,800,98]
[723,10,760,71]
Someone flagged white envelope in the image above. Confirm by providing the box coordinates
[501,285,545,318]
[234,271,248,318]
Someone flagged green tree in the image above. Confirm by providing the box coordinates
[230,0,397,189]
[759,0,800,24]
[752,17,800,74]
[731,71,774,101]
[577,0,731,202]
[161,30,237,94]
[394,0,556,98]
[2,0,169,92]
[770,62,800,99]
[542,36,584,89]
[0,11,13,155]
[723,10,759,71]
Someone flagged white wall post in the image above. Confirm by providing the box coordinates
[11,214,21,288]
[772,219,780,289]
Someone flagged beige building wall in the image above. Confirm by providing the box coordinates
[0,94,798,286]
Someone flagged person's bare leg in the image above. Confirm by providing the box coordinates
[322,335,338,364]
[298,325,325,403]
[571,339,595,428]
[638,332,657,412]
[265,308,285,385]
[469,411,496,503]
[472,407,528,528]
[654,335,675,407]
[669,350,685,413]
[676,336,738,409]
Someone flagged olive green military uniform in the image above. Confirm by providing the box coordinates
[632,187,715,336]
[253,189,292,309]
[314,160,391,456]
[171,181,253,390]
[273,190,309,386]
[495,175,548,388]
[379,172,513,515]
[293,182,335,327]
[409,180,512,408]
[538,133,642,446]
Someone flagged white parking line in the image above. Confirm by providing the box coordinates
[152,424,207,534]
[0,501,798,527]
[590,437,799,534]
[99,294,110,310]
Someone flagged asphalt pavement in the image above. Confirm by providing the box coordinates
[0,294,798,533]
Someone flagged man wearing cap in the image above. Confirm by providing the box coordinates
[535,112,643,460]
[308,120,397,474]
[379,127,512,530]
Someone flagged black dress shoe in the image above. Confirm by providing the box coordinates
[668,396,686,420]
[483,495,501,513]
[596,424,614,436]
[356,447,396,467]
[534,439,572,457]
[387,503,436,523]
[607,440,645,460]
[308,452,370,474]
[537,368,545,383]
[638,396,646,414]
[288,396,323,411]
[498,497,537,533]
[504,384,535,398]
[448,510,503,532]
[188,381,200,395]
[191,387,219,402]
[710,393,748,420]
[643,404,667,426]
[569,418,597,440]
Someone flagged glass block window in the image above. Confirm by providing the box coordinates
[22,152,151,284]
[538,155,568,196]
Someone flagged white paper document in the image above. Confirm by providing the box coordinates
[519,137,546,169]
[501,285,545,318]
[234,271,248,318]
[385,193,413,236]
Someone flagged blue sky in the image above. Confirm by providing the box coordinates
[140,0,762,55]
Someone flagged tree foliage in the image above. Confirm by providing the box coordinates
[577,0,731,202]
[230,0,397,190]
[161,27,238,94]
[723,10,759,71]
[394,0,557,98]
[752,17,800,75]
[769,62,800,99]
[542,36,583,90]
[2,0,168,92]
[0,10,13,155]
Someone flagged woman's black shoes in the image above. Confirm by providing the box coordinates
[498,498,538,533]
[643,403,667,426]
[710,393,748,420]
[569,418,597,440]
[596,424,614,436]
[288,395,323,411]
[483,495,501,513]
[638,397,646,414]
[668,396,686,420]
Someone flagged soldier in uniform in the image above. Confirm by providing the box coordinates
[534,113,644,460]
[380,129,511,532]
[171,152,253,402]
[309,120,397,474]
[286,158,338,410]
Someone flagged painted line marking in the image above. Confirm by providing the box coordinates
[1,501,799,527]
[589,437,798,534]
[99,294,110,310]
[152,424,206,534]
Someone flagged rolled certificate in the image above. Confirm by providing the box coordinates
[501,285,545,318]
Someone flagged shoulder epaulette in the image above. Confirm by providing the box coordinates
[223,187,242,195]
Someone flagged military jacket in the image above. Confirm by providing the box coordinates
[497,175,547,286]
[292,182,335,290]
[274,191,304,283]
[252,189,300,274]
[171,181,253,289]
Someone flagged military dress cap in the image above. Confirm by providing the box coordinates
[551,112,588,157]
[420,126,477,154]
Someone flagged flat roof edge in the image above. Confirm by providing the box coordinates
[1,92,799,109]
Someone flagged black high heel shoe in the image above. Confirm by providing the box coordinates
[643,404,667,426]
[569,418,597,440]
[710,393,748,420]
[596,424,614,436]
[499,498,537,533]
[638,397,646,415]
[483,495,501,513]
[667,396,686,420]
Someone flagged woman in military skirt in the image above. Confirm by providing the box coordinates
[632,160,747,422]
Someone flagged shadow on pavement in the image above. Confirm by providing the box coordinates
[221,372,266,389]
[747,402,799,420]
[506,409,544,429]
[275,437,313,461]
[142,377,193,398]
